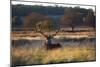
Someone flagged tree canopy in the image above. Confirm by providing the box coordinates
[12,4,96,31]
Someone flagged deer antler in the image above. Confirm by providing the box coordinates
[35,22,48,38]
[38,30,48,38]
[35,21,61,38]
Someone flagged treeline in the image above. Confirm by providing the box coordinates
[12,5,64,16]
[12,4,96,31]
[12,5,90,16]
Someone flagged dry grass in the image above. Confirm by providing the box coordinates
[11,46,96,66]
[12,31,95,37]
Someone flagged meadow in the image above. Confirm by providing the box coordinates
[11,31,96,66]
[11,45,96,66]
[11,3,96,66]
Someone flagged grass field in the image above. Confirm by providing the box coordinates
[11,31,96,66]
[12,31,95,38]
[11,45,96,66]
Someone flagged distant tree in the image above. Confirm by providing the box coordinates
[61,14,74,31]
[85,9,96,29]
[73,13,84,26]
[60,12,84,31]
[23,12,55,31]
[64,6,88,17]
[12,16,22,28]
[23,12,45,31]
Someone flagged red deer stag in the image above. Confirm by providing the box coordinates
[35,21,62,50]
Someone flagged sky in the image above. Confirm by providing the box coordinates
[11,0,96,11]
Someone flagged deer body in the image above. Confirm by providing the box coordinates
[44,35,62,50]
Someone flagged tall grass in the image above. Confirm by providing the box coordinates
[11,46,96,66]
